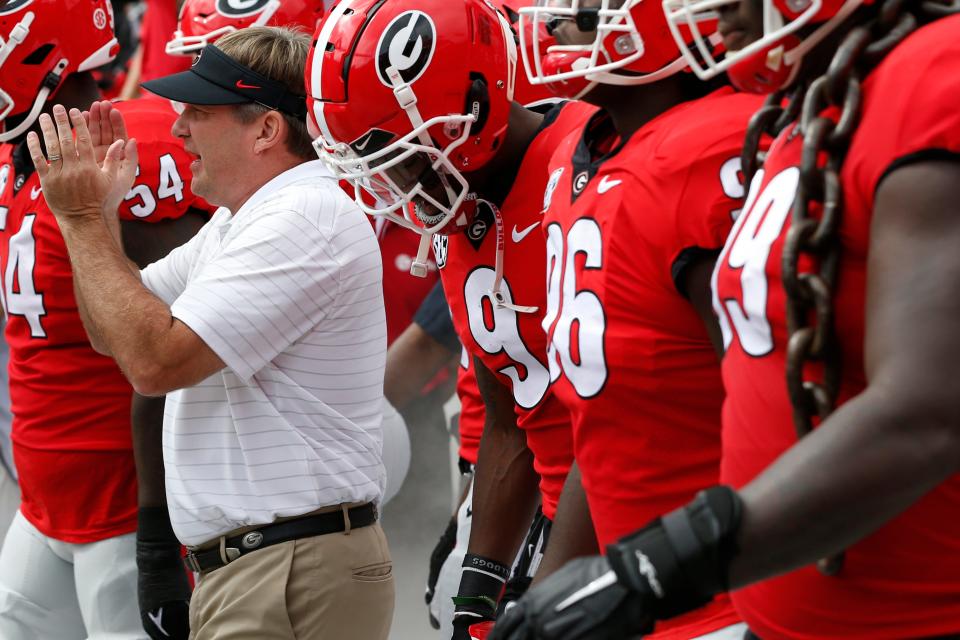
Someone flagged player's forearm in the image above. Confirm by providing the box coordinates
[57,212,177,391]
[384,324,456,410]
[469,360,543,563]
[131,393,169,507]
[468,419,541,564]
[531,462,597,585]
[728,385,960,589]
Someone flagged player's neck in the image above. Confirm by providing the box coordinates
[587,76,688,140]
[465,102,543,207]
[789,5,877,96]
[49,73,102,115]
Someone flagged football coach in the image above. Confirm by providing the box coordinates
[25,27,395,640]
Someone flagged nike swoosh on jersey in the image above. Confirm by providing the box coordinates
[30,185,41,199]
[511,222,540,243]
[597,176,622,194]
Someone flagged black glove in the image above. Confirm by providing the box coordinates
[488,557,651,640]
[426,517,459,629]
[451,553,510,640]
[489,486,742,640]
[137,507,191,640]
[499,506,550,616]
[452,599,497,640]
[497,574,532,617]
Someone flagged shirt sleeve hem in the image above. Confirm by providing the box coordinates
[876,148,960,195]
[170,303,258,383]
[671,245,722,299]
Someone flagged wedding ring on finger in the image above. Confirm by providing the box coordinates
[47,154,62,162]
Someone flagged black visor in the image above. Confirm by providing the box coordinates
[141,45,307,118]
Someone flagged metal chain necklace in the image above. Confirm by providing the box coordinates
[739,0,959,575]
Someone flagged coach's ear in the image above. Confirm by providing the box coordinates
[252,110,286,156]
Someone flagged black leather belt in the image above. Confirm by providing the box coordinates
[184,503,377,574]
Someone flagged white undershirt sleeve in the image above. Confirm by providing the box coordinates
[140,209,224,305]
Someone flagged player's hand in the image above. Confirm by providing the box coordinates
[469,621,496,640]
[488,556,653,640]
[452,605,496,640]
[26,104,138,223]
[137,507,191,640]
[141,601,190,640]
[426,517,458,628]
[453,554,509,640]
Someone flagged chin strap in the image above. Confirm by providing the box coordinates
[0,10,32,68]
[488,202,538,314]
[410,233,432,278]
[0,57,67,144]
[387,64,467,278]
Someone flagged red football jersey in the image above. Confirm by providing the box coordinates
[457,349,484,466]
[0,98,210,543]
[375,219,439,345]
[541,88,762,639]
[713,16,960,639]
[434,101,595,520]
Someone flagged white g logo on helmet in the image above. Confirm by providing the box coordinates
[0,0,33,14]
[216,0,271,17]
[375,10,437,88]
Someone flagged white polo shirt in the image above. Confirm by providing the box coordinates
[140,160,387,546]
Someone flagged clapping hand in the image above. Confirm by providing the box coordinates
[25,102,138,223]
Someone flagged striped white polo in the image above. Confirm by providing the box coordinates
[140,160,387,546]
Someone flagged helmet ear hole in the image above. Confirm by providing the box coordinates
[465,73,490,136]
[22,44,54,66]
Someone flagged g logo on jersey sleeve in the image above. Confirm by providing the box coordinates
[0,0,32,14]
[376,11,437,88]
[216,0,271,17]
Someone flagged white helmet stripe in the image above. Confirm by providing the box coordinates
[311,0,358,146]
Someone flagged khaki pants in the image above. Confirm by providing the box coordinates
[189,522,395,639]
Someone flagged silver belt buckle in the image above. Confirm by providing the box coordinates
[184,552,201,573]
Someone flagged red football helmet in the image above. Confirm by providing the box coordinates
[662,0,865,93]
[0,0,119,142]
[307,0,517,276]
[518,0,711,99]
[166,0,327,56]
[498,1,558,106]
